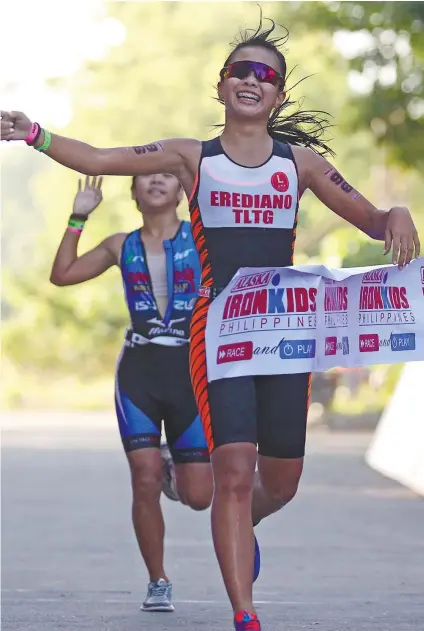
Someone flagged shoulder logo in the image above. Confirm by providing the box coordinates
[174,248,193,261]
[125,254,144,264]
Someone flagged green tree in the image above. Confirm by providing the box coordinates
[290,1,424,170]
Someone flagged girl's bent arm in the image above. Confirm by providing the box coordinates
[50,233,124,286]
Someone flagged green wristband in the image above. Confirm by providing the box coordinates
[35,129,52,152]
[68,218,86,230]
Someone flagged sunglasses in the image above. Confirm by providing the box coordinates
[219,60,283,86]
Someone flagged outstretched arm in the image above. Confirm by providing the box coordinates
[0,110,197,178]
[50,176,124,286]
[293,146,420,268]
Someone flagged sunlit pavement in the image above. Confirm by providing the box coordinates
[2,412,424,631]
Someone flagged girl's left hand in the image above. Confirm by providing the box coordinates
[73,176,103,217]
[384,206,420,268]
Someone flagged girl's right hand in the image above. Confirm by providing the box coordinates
[0,110,32,141]
[73,176,103,217]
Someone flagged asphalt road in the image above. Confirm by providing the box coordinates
[2,412,423,631]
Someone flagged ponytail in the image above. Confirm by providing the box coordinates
[267,94,335,157]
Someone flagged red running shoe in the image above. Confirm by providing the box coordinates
[234,610,261,630]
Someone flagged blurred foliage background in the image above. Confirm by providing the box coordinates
[1,1,423,416]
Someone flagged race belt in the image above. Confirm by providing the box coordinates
[125,329,149,346]
[125,328,189,347]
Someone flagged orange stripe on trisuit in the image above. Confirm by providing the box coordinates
[190,353,207,379]
[188,173,199,206]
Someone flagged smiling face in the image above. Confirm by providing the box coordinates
[132,173,183,215]
[218,46,286,122]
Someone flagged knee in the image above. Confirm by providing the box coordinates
[175,464,213,510]
[210,444,257,502]
[263,475,300,507]
[272,480,299,505]
[179,487,212,511]
[214,462,254,502]
[131,463,162,504]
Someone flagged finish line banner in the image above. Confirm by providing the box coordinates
[205,259,424,382]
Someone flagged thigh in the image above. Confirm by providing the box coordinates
[256,373,311,459]
[206,376,258,452]
[115,347,162,452]
[175,462,212,488]
[160,345,209,464]
[190,298,257,453]
[163,397,210,464]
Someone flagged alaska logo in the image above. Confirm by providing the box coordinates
[362,269,389,285]
[231,270,276,293]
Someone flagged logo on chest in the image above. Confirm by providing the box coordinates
[271,172,290,192]
[210,183,294,227]
[128,271,150,294]
[174,267,195,294]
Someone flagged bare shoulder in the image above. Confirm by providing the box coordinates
[172,138,202,177]
[172,137,202,157]
[148,137,201,163]
[103,232,128,264]
[291,145,320,164]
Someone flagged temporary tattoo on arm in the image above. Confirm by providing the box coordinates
[132,142,164,155]
[324,167,361,199]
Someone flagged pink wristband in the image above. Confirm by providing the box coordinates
[67,226,83,234]
[25,122,40,145]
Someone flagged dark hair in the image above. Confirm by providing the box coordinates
[131,176,140,211]
[218,11,335,157]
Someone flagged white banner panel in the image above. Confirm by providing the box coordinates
[205,259,424,381]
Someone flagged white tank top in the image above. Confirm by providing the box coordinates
[145,251,168,318]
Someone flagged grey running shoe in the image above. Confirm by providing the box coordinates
[160,443,179,502]
[141,578,174,612]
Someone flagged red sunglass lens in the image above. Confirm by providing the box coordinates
[222,61,280,85]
